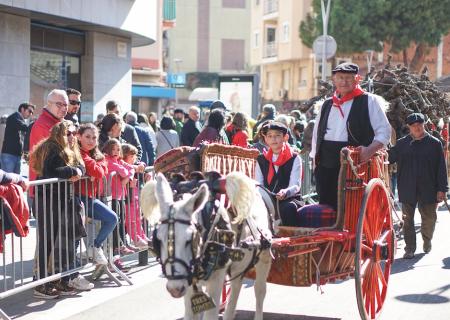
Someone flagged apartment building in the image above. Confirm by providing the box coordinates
[131,0,176,115]
[251,0,316,109]
[166,0,251,107]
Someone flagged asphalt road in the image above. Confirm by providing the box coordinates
[2,205,450,320]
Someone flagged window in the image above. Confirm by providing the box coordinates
[222,0,246,8]
[221,39,245,70]
[254,31,260,48]
[298,67,307,87]
[282,22,290,42]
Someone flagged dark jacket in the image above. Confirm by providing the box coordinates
[193,127,224,148]
[121,124,143,161]
[64,113,79,127]
[180,119,200,146]
[388,133,448,205]
[128,122,155,165]
[1,112,28,156]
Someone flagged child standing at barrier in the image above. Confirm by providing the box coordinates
[76,123,118,267]
[30,120,88,298]
[102,139,135,269]
[122,143,150,249]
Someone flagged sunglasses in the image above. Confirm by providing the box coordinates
[66,131,76,137]
[69,100,81,105]
[27,109,34,115]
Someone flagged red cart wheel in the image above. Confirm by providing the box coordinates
[219,279,231,313]
[355,178,394,320]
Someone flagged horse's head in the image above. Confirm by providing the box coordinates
[151,173,209,298]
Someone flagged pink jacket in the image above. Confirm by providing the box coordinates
[106,155,135,200]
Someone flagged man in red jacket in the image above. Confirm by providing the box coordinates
[29,89,68,188]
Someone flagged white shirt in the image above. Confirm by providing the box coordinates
[255,154,302,197]
[310,93,391,159]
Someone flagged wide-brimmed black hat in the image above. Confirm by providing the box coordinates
[406,113,425,125]
[262,121,288,135]
[332,62,359,74]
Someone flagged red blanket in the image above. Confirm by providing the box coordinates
[0,184,30,253]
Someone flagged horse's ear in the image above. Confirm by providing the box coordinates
[156,173,174,212]
[184,184,209,216]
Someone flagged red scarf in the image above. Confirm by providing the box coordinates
[332,85,365,118]
[263,143,293,185]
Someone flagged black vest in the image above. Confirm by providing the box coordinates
[257,153,297,193]
[316,94,374,165]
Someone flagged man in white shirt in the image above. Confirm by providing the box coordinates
[311,62,391,209]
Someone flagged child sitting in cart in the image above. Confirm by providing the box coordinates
[255,122,304,226]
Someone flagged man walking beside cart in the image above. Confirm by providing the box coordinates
[388,113,448,259]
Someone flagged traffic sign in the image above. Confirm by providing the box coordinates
[313,35,337,60]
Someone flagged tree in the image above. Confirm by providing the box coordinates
[299,0,450,72]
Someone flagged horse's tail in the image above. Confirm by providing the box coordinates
[140,180,160,225]
[225,172,256,224]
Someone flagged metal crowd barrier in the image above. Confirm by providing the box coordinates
[300,152,317,204]
[0,166,154,319]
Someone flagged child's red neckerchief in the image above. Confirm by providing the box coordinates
[263,142,293,185]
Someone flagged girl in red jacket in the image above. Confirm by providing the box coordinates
[77,123,118,266]
[226,112,249,148]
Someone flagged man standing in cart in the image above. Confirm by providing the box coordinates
[311,62,391,210]
[388,113,448,259]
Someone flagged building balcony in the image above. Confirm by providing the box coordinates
[263,42,278,58]
[263,0,278,20]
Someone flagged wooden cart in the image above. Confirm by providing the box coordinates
[155,144,394,319]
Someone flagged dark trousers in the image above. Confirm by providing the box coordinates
[279,199,304,226]
[401,202,437,253]
[315,165,340,210]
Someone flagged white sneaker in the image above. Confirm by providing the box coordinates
[92,246,108,265]
[69,275,94,291]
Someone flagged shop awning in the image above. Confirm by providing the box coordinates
[132,85,176,99]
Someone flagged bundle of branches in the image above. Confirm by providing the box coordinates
[301,58,450,132]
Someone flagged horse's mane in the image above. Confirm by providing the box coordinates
[225,172,261,224]
[140,180,160,225]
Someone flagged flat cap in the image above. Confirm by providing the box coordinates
[332,62,359,74]
[406,113,425,125]
[262,121,288,135]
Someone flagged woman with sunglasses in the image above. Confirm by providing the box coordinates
[30,120,88,299]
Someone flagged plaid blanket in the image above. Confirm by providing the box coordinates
[297,204,336,228]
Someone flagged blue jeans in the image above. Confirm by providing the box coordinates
[0,153,21,174]
[81,198,118,248]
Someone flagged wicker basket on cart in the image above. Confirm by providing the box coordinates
[200,144,259,178]
[154,146,201,177]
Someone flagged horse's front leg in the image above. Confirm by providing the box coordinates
[203,268,227,320]
[253,250,272,320]
[222,274,244,320]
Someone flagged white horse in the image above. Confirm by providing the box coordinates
[141,172,272,320]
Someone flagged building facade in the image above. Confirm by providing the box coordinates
[0,0,156,121]
[131,0,176,117]
[166,0,251,108]
[250,0,316,112]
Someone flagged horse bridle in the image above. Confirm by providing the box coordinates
[154,205,202,285]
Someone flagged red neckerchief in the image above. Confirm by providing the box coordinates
[332,85,365,118]
[263,143,293,185]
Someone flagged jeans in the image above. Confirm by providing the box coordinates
[0,153,21,174]
[81,197,118,248]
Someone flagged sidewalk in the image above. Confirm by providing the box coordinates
[0,256,162,320]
